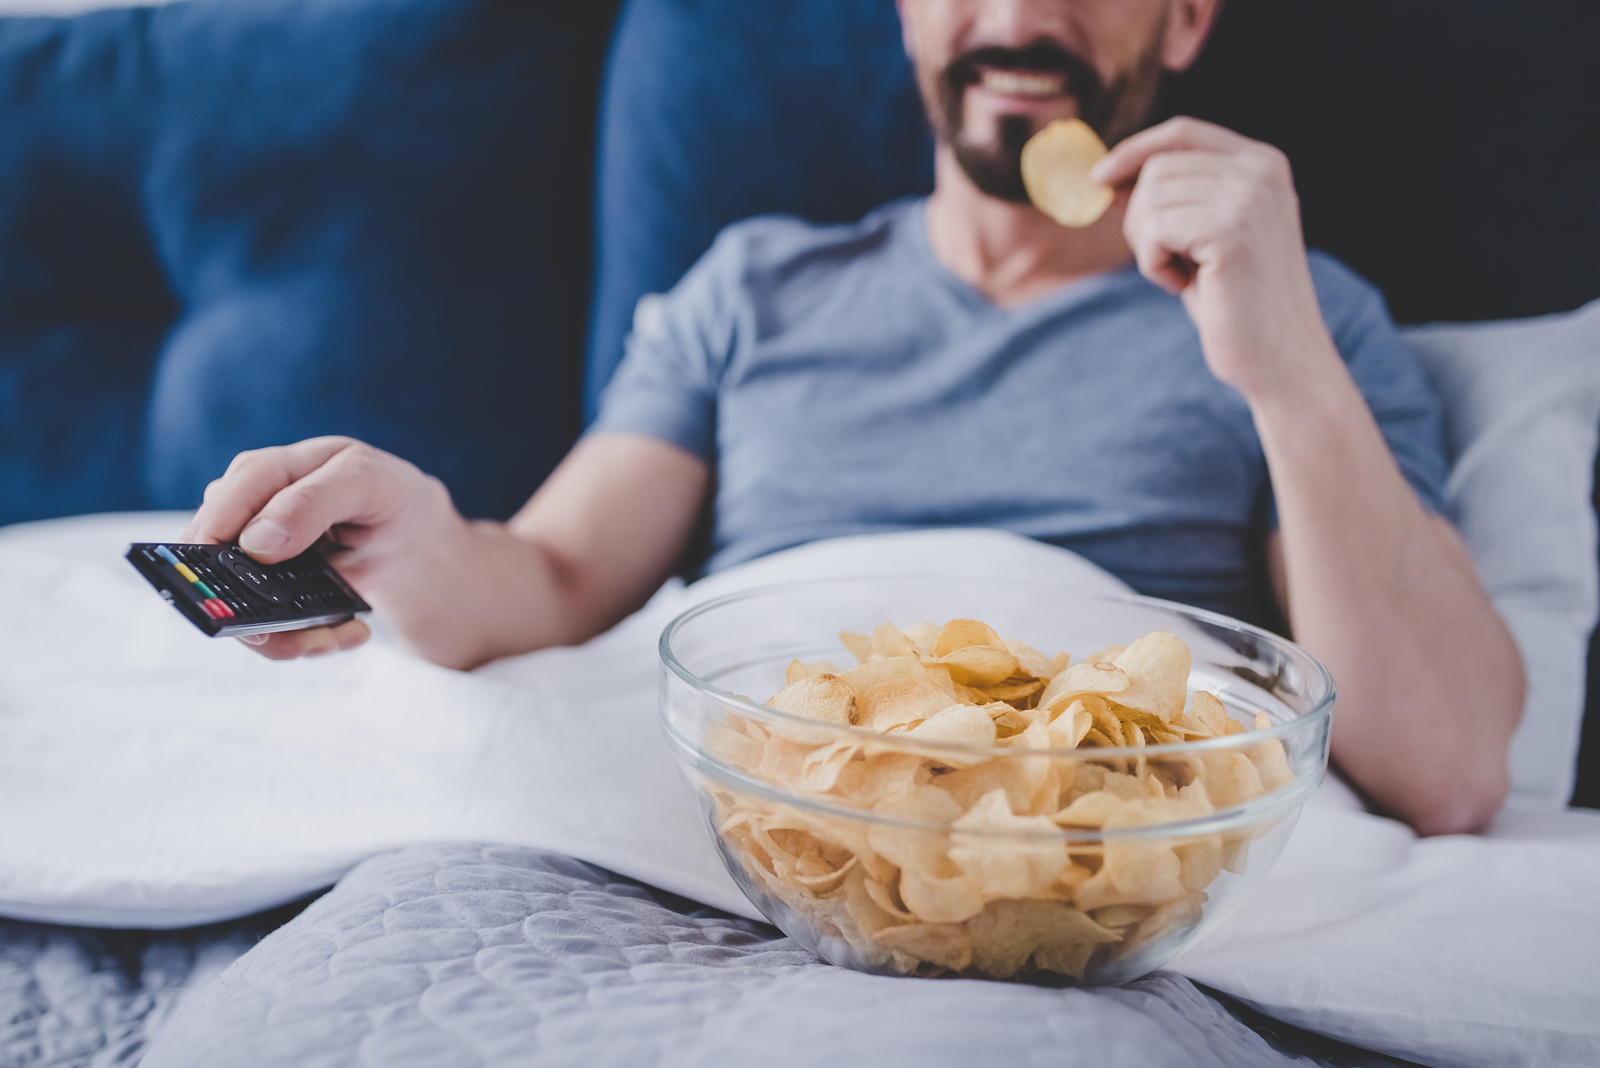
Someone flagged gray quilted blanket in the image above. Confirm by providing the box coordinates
[4,844,1415,1068]
[0,901,304,1068]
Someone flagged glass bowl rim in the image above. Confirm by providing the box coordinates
[659,578,1336,762]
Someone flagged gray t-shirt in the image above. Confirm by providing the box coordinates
[591,198,1448,628]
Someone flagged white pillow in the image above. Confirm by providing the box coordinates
[1404,299,1600,808]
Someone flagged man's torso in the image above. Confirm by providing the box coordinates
[594,199,1447,629]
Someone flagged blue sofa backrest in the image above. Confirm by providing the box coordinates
[588,0,1600,415]
[0,0,615,525]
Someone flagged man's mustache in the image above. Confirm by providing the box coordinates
[942,42,1106,114]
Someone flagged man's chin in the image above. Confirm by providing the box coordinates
[951,140,1031,205]
[951,113,1038,204]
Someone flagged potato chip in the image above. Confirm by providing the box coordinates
[1116,891,1207,961]
[839,631,875,665]
[869,786,963,862]
[871,922,973,972]
[933,618,1005,657]
[1250,711,1294,792]
[704,716,766,769]
[898,867,986,924]
[1091,904,1152,931]
[856,676,952,732]
[1003,637,1062,681]
[1107,632,1190,723]
[1089,701,1127,747]
[1175,834,1222,892]
[1047,701,1095,749]
[948,789,1070,898]
[928,644,1019,687]
[1003,720,1052,752]
[867,622,915,660]
[976,677,1045,703]
[794,740,859,793]
[863,874,915,920]
[767,673,855,725]
[1188,690,1229,736]
[841,865,908,945]
[1197,749,1264,809]
[830,752,926,807]
[937,755,1050,815]
[906,704,997,747]
[1074,843,1184,910]
[965,898,1120,979]
[1020,118,1115,228]
[1037,660,1130,714]
[839,656,931,695]
[900,622,942,657]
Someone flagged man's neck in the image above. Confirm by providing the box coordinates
[923,146,1134,309]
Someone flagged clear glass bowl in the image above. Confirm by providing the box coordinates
[659,578,1333,986]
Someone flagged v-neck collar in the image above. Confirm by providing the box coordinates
[900,198,1145,319]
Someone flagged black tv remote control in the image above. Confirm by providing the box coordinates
[126,542,371,638]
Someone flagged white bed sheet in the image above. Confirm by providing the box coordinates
[0,512,1596,1068]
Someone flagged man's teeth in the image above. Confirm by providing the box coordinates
[980,69,1065,97]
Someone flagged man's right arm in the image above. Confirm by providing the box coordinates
[180,432,709,669]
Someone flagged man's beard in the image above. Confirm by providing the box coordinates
[929,40,1164,204]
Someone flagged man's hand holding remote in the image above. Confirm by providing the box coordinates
[180,433,708,668]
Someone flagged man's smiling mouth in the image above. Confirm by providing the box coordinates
[977,67,1066,98]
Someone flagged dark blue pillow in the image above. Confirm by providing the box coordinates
[588,0,1600,414]
[0,0,615,525]
[0,11,174,522]
[585,0,932,419]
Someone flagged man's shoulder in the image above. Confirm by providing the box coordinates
[1304,248,1406,343]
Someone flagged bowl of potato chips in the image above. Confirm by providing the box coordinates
[659,578,1333,986]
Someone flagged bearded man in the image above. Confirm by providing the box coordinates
[183,0,1525,835]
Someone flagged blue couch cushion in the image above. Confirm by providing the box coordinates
[0,0,615,525]
[586,0,932,420]
[588,0,1600,415]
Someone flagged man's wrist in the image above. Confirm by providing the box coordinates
[1229,331,1351,416]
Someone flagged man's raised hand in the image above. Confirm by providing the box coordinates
[1092,117,1335,401]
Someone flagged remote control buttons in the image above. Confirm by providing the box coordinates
[227,555,286,605]
[154,544,239,621]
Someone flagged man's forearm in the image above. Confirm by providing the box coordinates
[364,517,603,671]
[1249,342,1525,834]
[371,432,710,671]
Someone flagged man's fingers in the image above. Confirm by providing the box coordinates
[1091,116,1249,187]
[183,437,357,546]
[237,626,337,660]
[1125,201,1218,295]
[235,618,370,660]
[330,618,372,651]
[238,447,400,563]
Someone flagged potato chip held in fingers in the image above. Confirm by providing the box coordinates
[1021,118,1115,228]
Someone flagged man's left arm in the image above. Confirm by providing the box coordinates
[1094,118,1525,835]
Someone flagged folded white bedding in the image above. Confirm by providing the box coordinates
[1,512,1596,1068]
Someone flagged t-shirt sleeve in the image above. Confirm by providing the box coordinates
[1267,254,1451,526]
[586,231,745,464]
